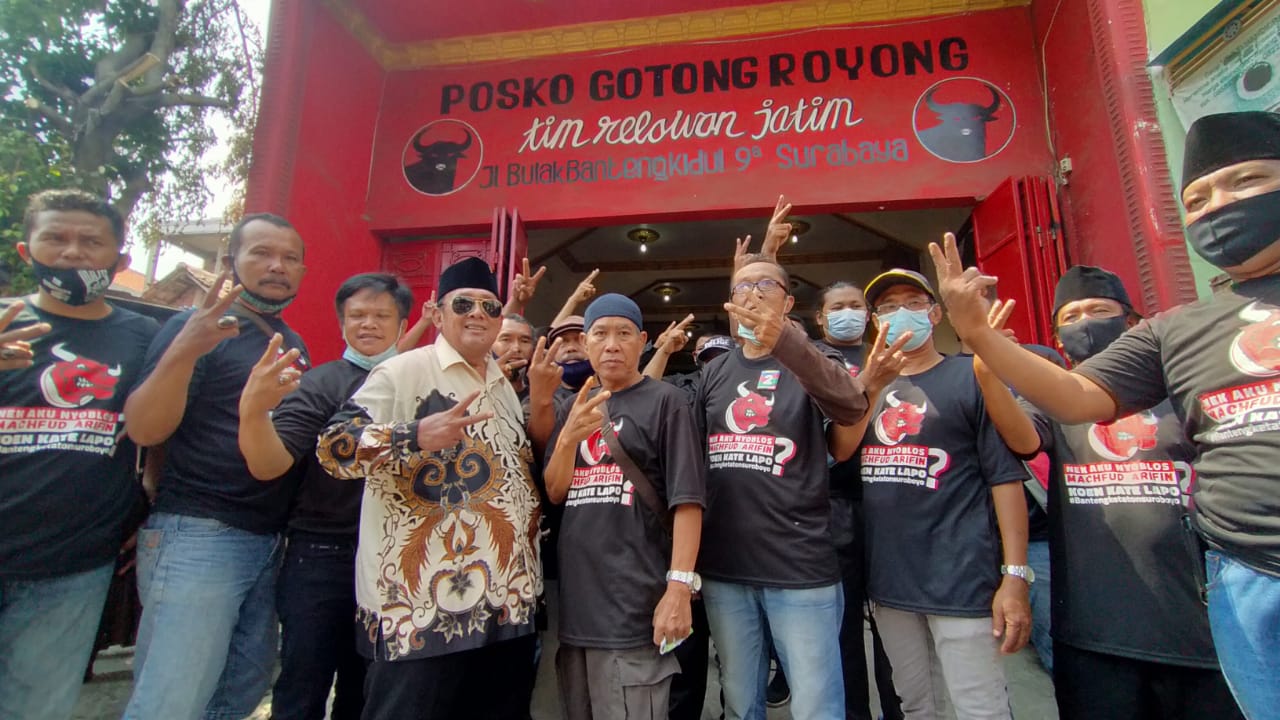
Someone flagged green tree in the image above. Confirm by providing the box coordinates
[0,0,261,293]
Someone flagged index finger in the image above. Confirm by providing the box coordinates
[585,268,600,284]
[450,390,483,415]
[0,301,24,333]
[990,298,1017,331]
[522,257,531,277]
[531,265,547,283]
[723,302,762,324]
[675,313,696,331]
[884,328,914,356]
[571,376,598,405]
[771,194,789,223]
[255,333,285,367]
[212,282,246,314]
[1,322,51,344]
[202,272,233,309]
[943,233,964,275]
[457,411,495,428]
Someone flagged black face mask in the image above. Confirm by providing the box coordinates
[29,257,115,306]
[1185,189,1280,269]
[1058,316,1129,364]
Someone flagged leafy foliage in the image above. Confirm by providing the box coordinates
[0,0,262,292]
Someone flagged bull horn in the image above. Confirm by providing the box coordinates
[1142,413,1159,425]
[924,88,942,113]
[885,390,901,407]
[413,129,430,154]
[737,382,750,397]
[764,394,775,407]
[457,127,473,152]
[108,364,122,377]
[1239,301,1275,323]
[983,86,1001,116]
[51,342,76,361]
[917,401,928,415]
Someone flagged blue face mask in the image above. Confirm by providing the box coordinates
[736,322,763,346]
[558,359,594,390]
[825,308,868,342]
[343,343,399,371]
[878,307,933,352]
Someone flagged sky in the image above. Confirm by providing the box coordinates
[141,0,276,281]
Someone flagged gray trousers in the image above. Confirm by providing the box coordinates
[872,605,1011,720]
[556,643,681,720]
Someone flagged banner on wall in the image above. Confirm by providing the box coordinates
[1171,6,1280,129]
[366,8,1050,231]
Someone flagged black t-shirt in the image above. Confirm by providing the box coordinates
[1076,275,1280,576]
[697,347,844,587]
[1022,398,1217,667]
[139,309,310,534]
[548,377,706,648]
[860,355,1027,616]
[818,340,866,500]
[274,358,368,536]
[0,300,158,579]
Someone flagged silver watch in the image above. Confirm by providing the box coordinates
[666,570,702,592]
[1001,564,1036,584]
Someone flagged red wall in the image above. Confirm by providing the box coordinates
[247,0,386,362]
[1032,0,1197,315]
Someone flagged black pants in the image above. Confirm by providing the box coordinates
[1053,641,1243,720]
[361,634,538,720]
[834,497,903,720]
[273,532,366,720]
[668,598,711,720]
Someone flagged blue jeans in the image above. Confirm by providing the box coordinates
[0,562,114,720]
[703,580,845,720]
[1026,540,1052,673]
[272,532,365,720]
[124,513,283,720]
[1205,550,1280,720]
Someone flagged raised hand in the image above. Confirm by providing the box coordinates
[416,390,494,452]
[927,232,997,341]
[171,271,245,361]
[732,234,753,271]
[527,335,565,401]
[238,333,303,417]
[421,291,438,323]
[495,345,529,380]
[557,377,611,447]
[656,314,696,354]
[723,301,785,351]
[988,298,1018,343]
[860,318,913,397]
[761,194,793,260]
[572,268,601,305]
[511,258,547,306]
[0,301,51,371]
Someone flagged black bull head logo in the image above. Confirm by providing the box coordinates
[404,128,473,194]
[917,86,1002,162]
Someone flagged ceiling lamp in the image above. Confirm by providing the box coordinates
[628,227,660,254]
[653,284,680,303]
[789,219,811,244]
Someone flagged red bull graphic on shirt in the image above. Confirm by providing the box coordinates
[862,392,950,490]
[0,344,125,457]
[1198,303,1280,443]
[567,419,634,507]
[1067,410,1193,507]
[708,382,797,476]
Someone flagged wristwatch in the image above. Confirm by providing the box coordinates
[666,570,702,593]
[1001,564,1036,584]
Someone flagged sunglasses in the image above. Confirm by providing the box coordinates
[451,295,503,318]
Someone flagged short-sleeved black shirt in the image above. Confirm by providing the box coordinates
[697,347,845,587]
[860,355,1027,616]
[549,377,706,649]
[1076,275,1280,576]
[1021,397,1217,667]
[0,300,158,579]
[273,358,368,536]
[138,309,310,534]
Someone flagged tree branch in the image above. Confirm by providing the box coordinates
[22,98,75,136]
[150,93,232,110]
[26,63,79,106]
[113,172,154,220]
[86,34,150,106]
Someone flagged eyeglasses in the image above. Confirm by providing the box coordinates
[875,299,934,315]
[451,296,503,318]
[731,278,786,299]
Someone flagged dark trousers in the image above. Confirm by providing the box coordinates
[272,532,366,720]
[835,497,903,720]
[668,598,711,720]
[1053,641,1243,720]
[361,634,538,720]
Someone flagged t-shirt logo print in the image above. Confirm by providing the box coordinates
[873,391,927,446]
[39,343,122,409]
[580,419,624,465]
[1088,411,1160,461]
[725,382,775,434]
[1230,302,1280,377]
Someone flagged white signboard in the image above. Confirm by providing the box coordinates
[1172,7,1280,129]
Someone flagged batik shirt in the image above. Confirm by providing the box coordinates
[317,337,542,661]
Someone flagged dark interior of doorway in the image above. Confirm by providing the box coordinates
[521,206,973,375]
